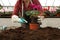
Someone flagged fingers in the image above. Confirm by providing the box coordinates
[37,16,45,23]
[38,16,44,20]
[11,15,19,22]
[11,15,28,23]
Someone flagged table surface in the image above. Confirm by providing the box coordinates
[0,18,60,28]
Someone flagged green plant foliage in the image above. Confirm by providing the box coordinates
[25,10,40,16]
[56,9,60,13]
[0,5,3,10]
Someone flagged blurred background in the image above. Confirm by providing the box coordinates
[0,0,60,17]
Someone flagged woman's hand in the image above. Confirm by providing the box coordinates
[37,16,45,23]
[11,15,19,23]
[11,15,28,23]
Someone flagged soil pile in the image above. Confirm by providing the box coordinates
[0,27,60,40]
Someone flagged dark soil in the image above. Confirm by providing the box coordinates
[0,27,60,40]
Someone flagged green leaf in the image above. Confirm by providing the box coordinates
[25,10,40,16]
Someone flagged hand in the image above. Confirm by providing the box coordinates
[37,16,45,23]
[11,15,28,23]
[11,15,19,22]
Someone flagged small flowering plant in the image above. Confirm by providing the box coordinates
[25,10,40,23]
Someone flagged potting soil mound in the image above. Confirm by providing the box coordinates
[0,27,60,40]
